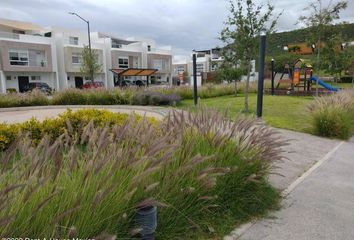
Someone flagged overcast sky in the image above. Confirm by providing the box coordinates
[1,0,353,62]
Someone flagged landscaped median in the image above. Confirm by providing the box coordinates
[0,108,285,239]
[0,83,252,108]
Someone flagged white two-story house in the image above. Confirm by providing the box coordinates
[0,18,59,93]
[0,18,173,93]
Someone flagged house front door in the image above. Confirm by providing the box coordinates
[75,76,83,88]
[18,76,29,93]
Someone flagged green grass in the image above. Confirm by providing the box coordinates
[177,94,314,132]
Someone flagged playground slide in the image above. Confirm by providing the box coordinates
[310,76,338,92]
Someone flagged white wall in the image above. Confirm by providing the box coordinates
[3,72,56,92]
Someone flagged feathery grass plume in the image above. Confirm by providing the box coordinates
[308,90,354,139]
[0,107,285,239]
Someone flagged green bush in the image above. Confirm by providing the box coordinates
[0,108,284,238]
[308,90,354,139]
[312,108,352,139]
[0,90,49,107]
[132,91,181,106]
[51,88,88,105]
[0,109,152,151]
[0,84,251,108]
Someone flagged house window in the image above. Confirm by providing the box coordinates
[69,36,79,45]
[196,63,204,73]
[6,76,11,81]
[211,63,218,72]
[72,53,82,64]
[13,30,25,34]
[9,49,29,66]
[176,66,185,73]
[31,76,41,81]
[153,59,166,70]
[28,49,46,67]
[118,57,129,68]
[112,39,122,48]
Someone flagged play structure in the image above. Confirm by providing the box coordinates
[274,59,338,95]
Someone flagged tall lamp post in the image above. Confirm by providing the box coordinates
[271,58,275,95]
[192,50,198,106]
[69,12,94,83]
[256,30,266,118]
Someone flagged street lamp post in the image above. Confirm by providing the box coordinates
[192,50,198,106]
[271,58,275,96]
[256,30,266,118]
[69,12,94,83]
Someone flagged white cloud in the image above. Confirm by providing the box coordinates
[0,0,353,58]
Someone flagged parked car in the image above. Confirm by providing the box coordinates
[81,81,104,89]
[24,82,52,94]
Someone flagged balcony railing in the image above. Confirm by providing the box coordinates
[148,47,171,55]
[0,31,20,40]
[9,60,47,67]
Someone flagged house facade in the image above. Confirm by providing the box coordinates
[0,18,173,93]
[172,48,224,85]
[172,48,257,85]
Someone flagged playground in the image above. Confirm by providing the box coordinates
[268,58,343,96]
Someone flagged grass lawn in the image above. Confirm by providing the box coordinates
[177,93,315,132]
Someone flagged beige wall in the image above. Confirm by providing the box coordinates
[64,46,104,73]
[0,40,53,72]
[147,53,172,74]
[111,50,142,69]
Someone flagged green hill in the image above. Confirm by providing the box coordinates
[266,23,354,55]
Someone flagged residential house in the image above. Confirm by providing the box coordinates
[0,18,59,93]
[0,18,173,93]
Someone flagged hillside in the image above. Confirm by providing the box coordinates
[266,23,354,55]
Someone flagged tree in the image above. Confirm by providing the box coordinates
[215,64,243,95]
[80,46,102,83]
[322,34,353,81]
[220,0,280,112]
[297,0,348,72]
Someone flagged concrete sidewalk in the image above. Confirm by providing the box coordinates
[0,105,170,123]
[227,136,354,240]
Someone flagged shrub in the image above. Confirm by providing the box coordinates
[308,90,354,139]
[0,108,284,238]
[0,83,256,108]
[0,90,49,107]
[132,91,181,106]
[0,109,150,150]
[51,88,88,105]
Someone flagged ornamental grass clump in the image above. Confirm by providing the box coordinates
[0,108,285,238]
[308,90,354,139]
[0,90,49,107]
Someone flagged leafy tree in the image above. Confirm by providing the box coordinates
[80,46,102,83]
[322,35,353,81]
[297,0,348,72]
[215,65,243,95]
[220,0,280,112]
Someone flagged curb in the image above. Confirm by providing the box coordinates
[0,105,171,118]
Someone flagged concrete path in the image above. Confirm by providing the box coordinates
[0,105,170,123]
[227,135,354,240]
